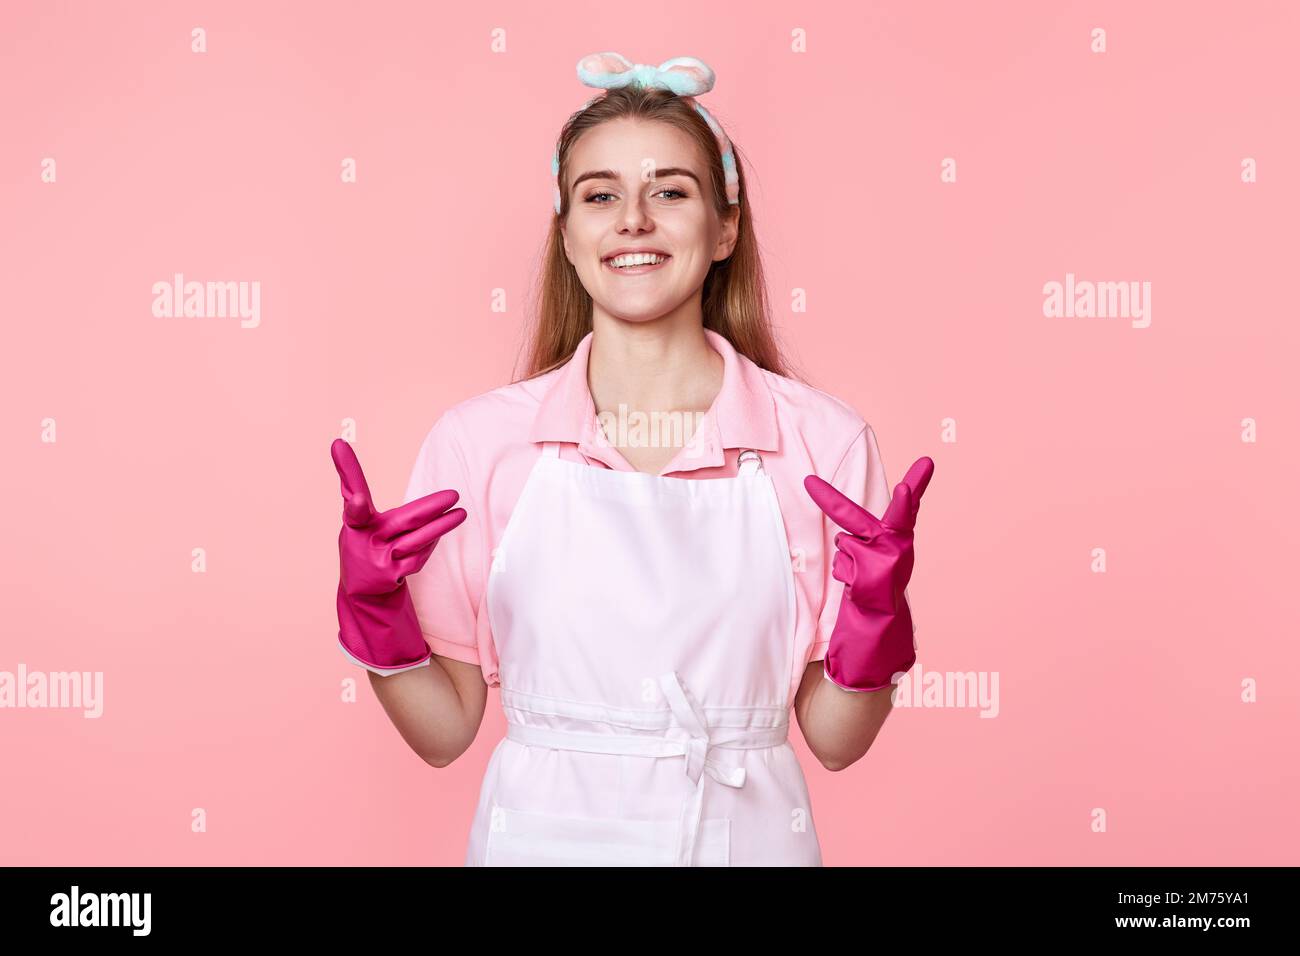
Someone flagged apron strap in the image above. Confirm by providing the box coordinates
[542,441,561,458]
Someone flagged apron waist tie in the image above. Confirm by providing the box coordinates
[503,671,789,867]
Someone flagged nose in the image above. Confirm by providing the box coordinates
[616,191,654,232]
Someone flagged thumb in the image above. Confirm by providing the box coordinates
[342,490,376,529]
[332,438,377,528]
[882,480,915,532]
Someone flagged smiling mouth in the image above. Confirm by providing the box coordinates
[602,254,672,275]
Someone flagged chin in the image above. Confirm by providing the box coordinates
[598,300,686,324]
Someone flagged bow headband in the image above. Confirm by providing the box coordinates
[551,52,741,215]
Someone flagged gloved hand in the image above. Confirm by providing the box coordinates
[332,438,467,676]
[804,456,934,692]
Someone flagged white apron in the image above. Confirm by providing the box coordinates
[464,440,822,866]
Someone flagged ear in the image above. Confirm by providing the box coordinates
[714,204,741,261]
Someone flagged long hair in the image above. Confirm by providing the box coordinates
[514,84,803,384]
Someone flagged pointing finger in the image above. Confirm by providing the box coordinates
[804,474,882,538]
[391,507,468,559]
[379,488,463,539]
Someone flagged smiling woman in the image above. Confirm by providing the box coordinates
[534,55,776,378]
[336,51,934,870]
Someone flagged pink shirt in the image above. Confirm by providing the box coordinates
[403,327,901,692]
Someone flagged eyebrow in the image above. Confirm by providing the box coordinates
[571,167,702,192]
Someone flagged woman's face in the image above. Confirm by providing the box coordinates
[560,118,739,324]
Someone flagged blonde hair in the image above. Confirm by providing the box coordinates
[514,84,803,384]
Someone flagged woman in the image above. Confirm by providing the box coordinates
[332,52,934,867]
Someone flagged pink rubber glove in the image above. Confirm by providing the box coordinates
[804,456,935,692]
[332,438,467,676]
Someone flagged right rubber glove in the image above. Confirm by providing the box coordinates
[804,456,934,693]
[332,438,467,676]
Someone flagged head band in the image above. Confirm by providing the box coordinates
[551,52,740,215]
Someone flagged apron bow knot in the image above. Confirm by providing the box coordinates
[658,671,750,864]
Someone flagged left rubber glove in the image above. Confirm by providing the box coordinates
[804,456,934,692]
[332,438,467,676]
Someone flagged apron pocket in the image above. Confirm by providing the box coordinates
[484,803,730,867]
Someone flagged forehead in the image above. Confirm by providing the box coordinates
[569,117,704,170]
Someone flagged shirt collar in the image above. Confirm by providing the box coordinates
[528,327,780,473]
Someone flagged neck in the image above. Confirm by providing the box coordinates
[586,312,723,422]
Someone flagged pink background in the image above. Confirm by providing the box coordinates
[2,1,1297,866]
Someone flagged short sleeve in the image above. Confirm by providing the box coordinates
[401,411,486,669]
[808,423,917,662]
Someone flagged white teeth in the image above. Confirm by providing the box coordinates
[607,253,668,268]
